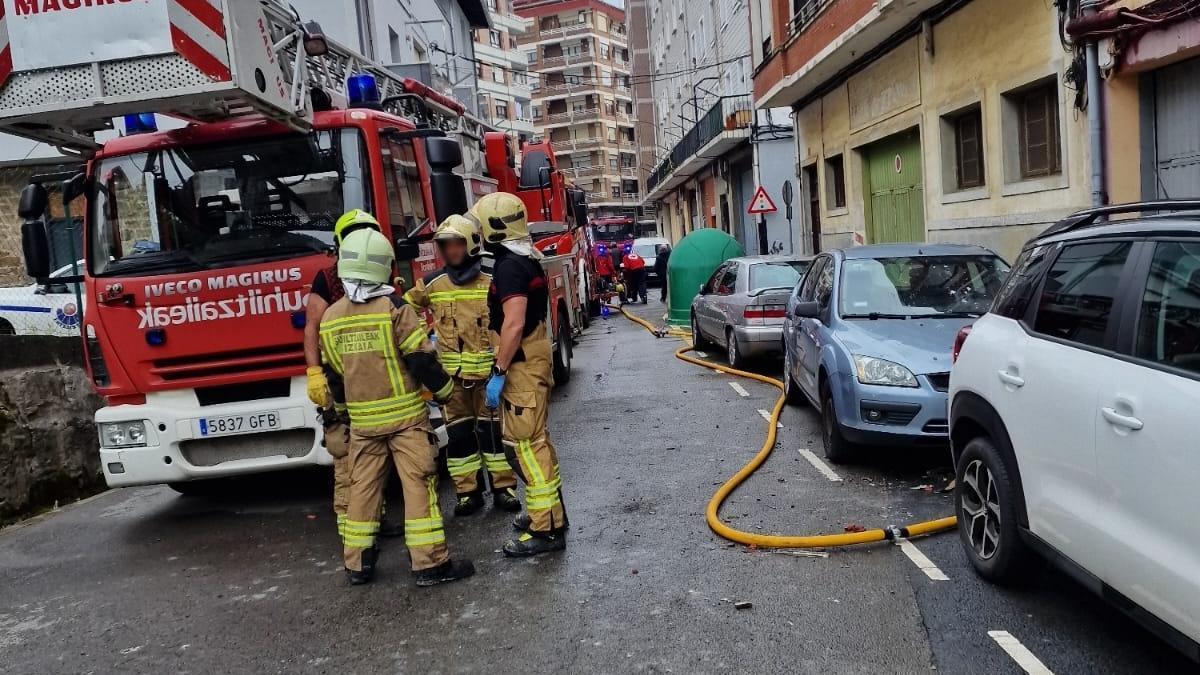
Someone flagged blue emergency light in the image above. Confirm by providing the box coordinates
[145,328,167,347]
[347,73,381,109]
[123,113,158,135]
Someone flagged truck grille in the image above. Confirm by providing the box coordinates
[180,429,315,467]
[152,345,305,381]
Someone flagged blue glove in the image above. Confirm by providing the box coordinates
[485,373,506,409]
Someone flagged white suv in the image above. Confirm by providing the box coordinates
[949,203,1200,660]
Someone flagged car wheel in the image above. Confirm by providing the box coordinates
[726,329,745,369]
[691,313,710,350]
[783,348,806,407]
[821,389,856,464]
[955,436,1033,584]
[0,319,13,335]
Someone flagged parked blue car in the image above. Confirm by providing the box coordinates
[782,244,1010,463]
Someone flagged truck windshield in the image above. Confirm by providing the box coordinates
[89,129,371,276]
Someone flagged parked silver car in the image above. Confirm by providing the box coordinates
[690,255,813,367]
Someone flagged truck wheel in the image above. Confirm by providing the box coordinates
[552,315,572,385]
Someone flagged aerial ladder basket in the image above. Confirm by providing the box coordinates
[0,0,488,156]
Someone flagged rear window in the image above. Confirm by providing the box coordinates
[749,261,809,291]
[634,244,659,257]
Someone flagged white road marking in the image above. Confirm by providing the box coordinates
[711,368,724,374]
[797,448,843,482]
[695,351,708,358]
[988,630,1054,674]
[896,539,950,581]
[729,382,750,397]
[757,409,783,428]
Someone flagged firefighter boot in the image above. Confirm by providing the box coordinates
[455,490,485,516]
[503,530,567,558]
[493,487,522,512]
[414,559,476,587]
[347,546,379,585]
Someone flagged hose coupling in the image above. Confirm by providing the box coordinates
[886,525,905,541]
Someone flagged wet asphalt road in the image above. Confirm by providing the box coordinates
[1,297,1196,674]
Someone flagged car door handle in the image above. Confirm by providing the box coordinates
[997,370,1025,388]
[1101,407,1144,431]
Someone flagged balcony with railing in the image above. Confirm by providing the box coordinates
[754,0,940,108]
[643,96,753,203]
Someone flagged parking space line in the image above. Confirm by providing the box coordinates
[797,448,843,482]
[729,382,750,397]
[757,409,783,428]
[896,539,950,581]
[988,630,1053,674]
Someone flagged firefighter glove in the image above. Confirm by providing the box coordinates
[306,366,329,407]
[485,373,506,409]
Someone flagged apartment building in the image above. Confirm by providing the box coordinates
[751,0,1093,260]
[474,0,536,144]
[515,0,640,219]
[290,0,490,114]
[640,0,803,254]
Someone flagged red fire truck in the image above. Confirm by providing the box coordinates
[7,0,576,490]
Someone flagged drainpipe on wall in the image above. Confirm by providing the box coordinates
[1083,3,1107,207]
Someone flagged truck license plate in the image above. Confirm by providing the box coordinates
[195,411,280,437]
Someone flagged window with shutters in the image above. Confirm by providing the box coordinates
[954,108,985,189]
[1017,83,1061,178]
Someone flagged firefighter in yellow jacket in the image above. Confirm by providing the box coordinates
[405,215,520,516]
[471,192,568,557]
[319,228,474,587]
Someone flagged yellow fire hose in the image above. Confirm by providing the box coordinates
[611,304,957,548]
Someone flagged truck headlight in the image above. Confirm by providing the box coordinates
[100,421,149,448]
[853,355,919,388]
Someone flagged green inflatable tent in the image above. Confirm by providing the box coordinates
[666,228,745,326]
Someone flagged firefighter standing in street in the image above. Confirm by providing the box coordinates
[304,210,399,552]
[319,228,474,586]
[404,215,520,516]
[470,192,568,557]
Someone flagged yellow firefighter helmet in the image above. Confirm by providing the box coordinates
[333,209,380,247]
[470,192,528,244]
[434,214,483,258]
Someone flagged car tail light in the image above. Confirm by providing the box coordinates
[952,325,973,364]
[744,304,787,323]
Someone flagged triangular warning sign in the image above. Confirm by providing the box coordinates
[747,186,778,215]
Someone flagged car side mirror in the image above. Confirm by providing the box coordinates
[793,301,821,319]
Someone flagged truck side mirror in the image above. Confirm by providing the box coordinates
[425,137,467,224]
[394,238,422,262]
[18,182,47,219]
[62,171,91,205]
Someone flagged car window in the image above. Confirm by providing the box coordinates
[799,257,826,302]
[717,264,739,295]
[1031,241,1132,349]
[838,255,1009,317]
[993,244,1054,319]
[814,260,834,307]
[1134,241,1200,376]
[702,265,726,294]
[749,262,807,291]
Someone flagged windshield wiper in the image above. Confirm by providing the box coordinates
[909,311,984,319]
[97,250,206,276]
[843,313,913,320]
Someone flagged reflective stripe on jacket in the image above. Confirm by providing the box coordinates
[319,296,432,433]
[404,269,494,380]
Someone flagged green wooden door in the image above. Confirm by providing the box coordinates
[864,129,925,243]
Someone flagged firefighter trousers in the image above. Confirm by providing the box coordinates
[445,377,517,495]
[344,424,449,572]
[499,331,567,534]
[324,420,351,538]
